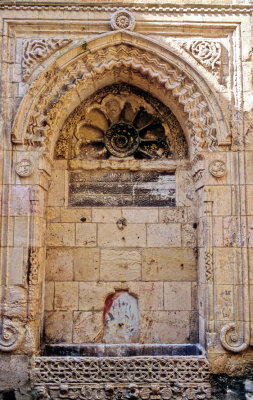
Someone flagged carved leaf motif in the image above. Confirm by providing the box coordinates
[22,39,72,81]
[183,41,221,82]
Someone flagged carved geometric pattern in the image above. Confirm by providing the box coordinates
[22,44,218,155]
[183,41,221,82]
[32,356,211,399]
[22,39,72,81]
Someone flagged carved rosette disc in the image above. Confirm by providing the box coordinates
[15,159,34,177]
[209,160,226,178]
[110,9,135,31]
[105,123,139,157]
[56,84,188,160]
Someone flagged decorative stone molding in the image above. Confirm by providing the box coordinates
[205,249,213,281]
[0,3,252,14]
[32,356,211,399]
[15,159,34,177]
[208,160,227,178]
[55,83,188,160]
[0,318,24,352]
[22,39,72,81]
[13,35,226,158]
[220,323,249,353]
[111,9,135,31]
[183,41,221,82]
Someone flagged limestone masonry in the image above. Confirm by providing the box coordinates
[0,1,253,399]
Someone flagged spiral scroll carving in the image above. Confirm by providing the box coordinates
[0,318,24,352]
[220,323,249,353]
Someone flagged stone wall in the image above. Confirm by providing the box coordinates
[0,0,253,397]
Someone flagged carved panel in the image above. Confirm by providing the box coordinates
[183,41,221,82]
[22,39,72,81]
[55,84,188,160]
[69,170,176,207]
[32,356,211,399]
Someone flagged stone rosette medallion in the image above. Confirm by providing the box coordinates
[111,9,135,31]
[208,160,227,178]
[15,159,34,177]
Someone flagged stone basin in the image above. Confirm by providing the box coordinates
[43,343,204,357]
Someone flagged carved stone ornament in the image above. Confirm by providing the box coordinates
[15,159,34,177]
[208,160,227,178]
[183,40,221,81]
[32,356,211,399]
[220,323,249,353]
[110,9,135,31]
[22,39,72,81]
[55,84,187,160]
[0,318,24,352]
[205,249,213,281]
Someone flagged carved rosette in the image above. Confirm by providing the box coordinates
[111,9,135,31]
[0,318,24,352]
[22,38,72,81]
[55,84,187,160]
[183,40,221,82]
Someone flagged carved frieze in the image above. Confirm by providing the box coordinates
[183,41,221,82]
[69,170,176,207]
[32,356,211,399]
[22,39,72,81]
[18,42,220,155]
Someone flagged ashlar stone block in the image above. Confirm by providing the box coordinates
[46,248,73,281]
[164,282,192,311]
[100,249,141,281]
[54,282,78,310]
[45,311,73,343]
[73,248,99,281]
[47,223,75,247]
[73,311,103,343]
[147,224,181,247]
[76,223,97,247]
[142,248,197,281]
[98,224,146,247]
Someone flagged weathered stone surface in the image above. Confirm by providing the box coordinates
[164,282,192,311]
[140,311,190,343]
[69,170,176,207]
[142,248,197,281]
[76,223,97,246]
[147,224,181,247]
[45,311,73,342]
[46,248,73,281]
[100,249,141,281]
[73,311,103,343]
[54,282,78,310]
[98,224,146,247]
[47,223,75,246]
[73,248,99,281]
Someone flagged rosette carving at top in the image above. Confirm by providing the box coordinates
[110,9,135,31]
[183,40,221,82]
[22,38,72,81]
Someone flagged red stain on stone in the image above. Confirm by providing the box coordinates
[103,291,125,324]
